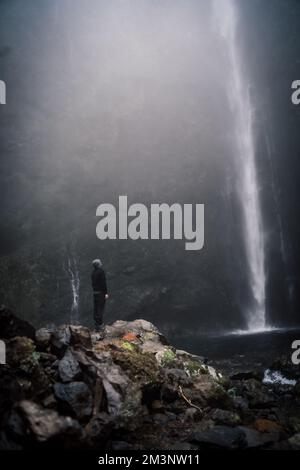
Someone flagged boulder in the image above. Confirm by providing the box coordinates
[58,349,81,383]
[0,367,25,419]
[188,425,247,450]
[253,419,283,433]
[69,325,92,349]
[238,426,281,449]
[0,306,35,340]
[6,336,36,368]
[35,328,52,350]
[85,412,114,447]
[50,326,71,357]
[53,382,93,421]
[210,409,241,427]
[243,379,276,408]
[286,433,300,450]
[15,400,83,444]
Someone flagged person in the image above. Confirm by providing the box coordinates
[91,259,108,333]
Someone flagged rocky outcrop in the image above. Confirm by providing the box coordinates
[0,306,35,340]
[0,310,300,450]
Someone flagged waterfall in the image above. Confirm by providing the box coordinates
[213,0,266,330]
[67,256,80,323]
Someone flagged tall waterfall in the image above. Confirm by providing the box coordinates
[67,256,80,324]
[213,0,266,330]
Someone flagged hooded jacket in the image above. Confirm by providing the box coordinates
[91,267,107,295]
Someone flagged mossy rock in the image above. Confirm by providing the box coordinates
[7,337,37,367]
[112,349,160,383]
[208,384,234,410]
[183,360,204,377]
[161,348,176,366]
[122,341,136,352]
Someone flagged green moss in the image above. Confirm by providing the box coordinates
[161,348,176,366]
[112,349,159,383]
[122,341,136,352]
[183,360,205,377]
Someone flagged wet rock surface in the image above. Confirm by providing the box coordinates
[1,309,300,450]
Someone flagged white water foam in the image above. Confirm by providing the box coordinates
[263,369,296,386]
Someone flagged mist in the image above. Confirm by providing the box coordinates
[0,0,299,337]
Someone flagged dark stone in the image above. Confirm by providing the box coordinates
[210,409,241,427]
[69,325,92,349]
[58,349,81,383]
[53,381,93,421]
[0,306,35,340]
[6,336,36,368]
[109,440,133,450]
[35,328,52,350]
[243,379,276,408]
[188,425,247,450]
[230,370,263,381]
[85,412,114,447]
[16,400,84,446]
[232,395,249,410]
[0,366,25,419]
[238,426,280,449]
[50,326,71,357]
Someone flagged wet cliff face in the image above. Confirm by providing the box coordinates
[0,0,299,334]
[238,0,300,325]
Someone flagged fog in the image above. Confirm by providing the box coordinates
[0,0,299,335]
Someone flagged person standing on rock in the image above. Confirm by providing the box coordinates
[91,259,108,334]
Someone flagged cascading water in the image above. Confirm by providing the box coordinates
[213,0,266,331]
[67,256,80,324]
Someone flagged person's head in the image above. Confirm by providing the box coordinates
[92,259,102,269]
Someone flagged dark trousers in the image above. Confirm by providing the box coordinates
[93,292,106,331]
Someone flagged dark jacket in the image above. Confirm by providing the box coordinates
[91,267,107,295]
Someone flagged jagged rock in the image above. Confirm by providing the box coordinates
[85,412,114,447]
[193,376,233,410]
[53,382,93,421]
[102,379,123,415]
[69,325,92,349]
[232,395,249,411]
[183,407,202,422]
[6,336,36,368]
[42,394,57,409]
[58,349,81,383]
[242,379,276,408]
[210,409,241,427]
[286,433,300,450]
[0,306,35,340]
[15,400,83,445]
[0,367,25,420]
[105,319,168,345]
[166,368,190,385]
[50,326,71,357]
[91,357,130,415]
[35,328,52,350]
[238,426,281,449]
[253,418,283,433]
[1,310,300,451]
[230,370,263,381]
[188,425,247,450]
